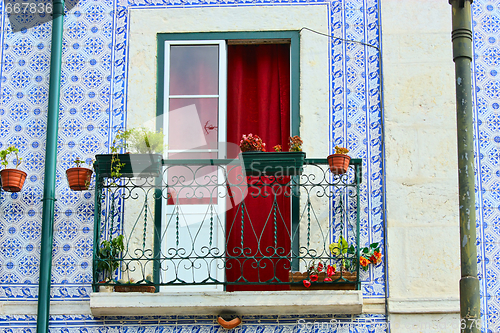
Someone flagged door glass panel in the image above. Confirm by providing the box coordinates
[169,45,219,96]
[168,98,218,150]
[165,152,218,205]
[162,41,226,291]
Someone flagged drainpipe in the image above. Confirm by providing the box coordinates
[449,1,480,332]
[36,1,65,332]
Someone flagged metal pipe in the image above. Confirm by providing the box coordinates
[36,1,65,332]
[449,1,481,332]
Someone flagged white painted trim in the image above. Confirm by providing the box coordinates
[362,298,385,314]
[0,297,382,316]
[0,297,384,316]
[0,301,91,315]
[89,291,363,316]
[388,298,460,314]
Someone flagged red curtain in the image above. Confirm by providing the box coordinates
[226,44,291,291]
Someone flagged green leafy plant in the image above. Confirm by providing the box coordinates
[108,130,128,181]
[108,128,165,181]
[126,128,165,154]
[96,234,125,282]
[329,235,356,272]
[73,157,86,168]
[0,146,21,169]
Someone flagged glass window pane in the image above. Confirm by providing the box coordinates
[165,153,219,205]
[168,98,218,150]
[169,45,219,96]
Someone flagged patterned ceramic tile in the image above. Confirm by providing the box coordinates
[472,1,500,331]
[0,0,386,330]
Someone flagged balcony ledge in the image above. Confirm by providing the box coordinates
[90,290,363,316]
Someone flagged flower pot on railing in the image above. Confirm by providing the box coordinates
[0,169,27,192]
[94,154,162,178]
[289,271,357,290]
[114,284,156,293]
[240,151,306,176]
[327,146,351,175]
[327,154,350,175]
[66,167,93,191]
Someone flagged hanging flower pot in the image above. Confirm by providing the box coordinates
[66,167,93,191]
[0,146,26,192]
[0,169,27,192]
[327,154,351,175]
[66,158,93,191]
[327,146,351,175]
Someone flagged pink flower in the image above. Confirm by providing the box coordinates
[324,277,332,282]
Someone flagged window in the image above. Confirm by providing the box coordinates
[157,32,300,291]
[90,8,364,317]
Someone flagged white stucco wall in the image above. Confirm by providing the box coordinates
[381,0,461,329]
[125,5,334,295]
[126,5,330,158]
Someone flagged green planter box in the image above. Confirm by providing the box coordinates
[94,154,163,178]
[240,151,306,176]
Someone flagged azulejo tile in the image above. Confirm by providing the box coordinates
[0,0,372,329]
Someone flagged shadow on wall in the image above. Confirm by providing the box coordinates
[4,0,80,32]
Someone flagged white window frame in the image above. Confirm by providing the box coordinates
[161,40,227,291]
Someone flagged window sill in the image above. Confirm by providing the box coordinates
[90,290,363,316]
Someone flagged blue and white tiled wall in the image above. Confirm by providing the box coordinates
[1,0,496,331]
[0,0,377,331]
[472,1,500,332]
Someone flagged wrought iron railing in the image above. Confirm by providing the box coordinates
[92,157,362,291]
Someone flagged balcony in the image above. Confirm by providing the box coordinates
[90,157,363,316]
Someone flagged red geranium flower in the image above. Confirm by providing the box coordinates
[317,262,324,271]
[303,280,311,288]
[326,265,335,277]
[310,274,318,282]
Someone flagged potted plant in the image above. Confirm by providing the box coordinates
[94,128,164,178]
[114,276,155,293]
[66,158,93,191]
[289,236,358,290]
[96,234,124,292]
[327,145,350,175]
[289,261,357,290]
[239,134,306,176]
[0,146,27,192]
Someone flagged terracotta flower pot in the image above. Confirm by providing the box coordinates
[0,169,27,192]
[66,167,93,191]
[327,154,351,175]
